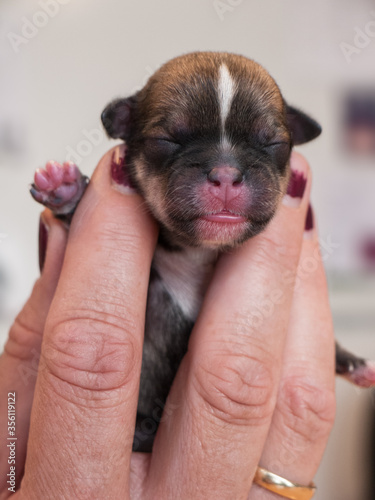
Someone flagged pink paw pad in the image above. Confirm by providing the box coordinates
[345,360,375,388]
[31,161,88,215]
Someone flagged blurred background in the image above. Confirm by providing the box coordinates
[1,0,374,497]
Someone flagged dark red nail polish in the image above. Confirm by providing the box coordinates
[287,169,307,198]
[39,217,48,272]
[111,148,135,189]
[305,204,314,231]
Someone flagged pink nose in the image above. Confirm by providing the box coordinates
[208,166,243,186]
[207,166,243,204]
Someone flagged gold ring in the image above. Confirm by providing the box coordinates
[253,466,316,499]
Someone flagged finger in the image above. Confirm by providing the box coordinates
[149,153,311,498]
[21,145,158,499]
[0,210,68,492]
[250,210,336,498]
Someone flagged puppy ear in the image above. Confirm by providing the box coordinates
[286,105,322,145]
[101,96,137,141]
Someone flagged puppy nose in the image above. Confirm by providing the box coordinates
[207,166,243,186]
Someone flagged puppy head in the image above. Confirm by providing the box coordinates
[102,52,321,249]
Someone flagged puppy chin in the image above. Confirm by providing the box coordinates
[161,216,270,250]
[195,218,251,249]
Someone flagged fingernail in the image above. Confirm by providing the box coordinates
[287,169,307,198]
[111,145,136,193]
[305,204,314,231]
[282,169,307,207]
[39,216,49,273]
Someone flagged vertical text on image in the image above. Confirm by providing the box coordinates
[6,392,17,493]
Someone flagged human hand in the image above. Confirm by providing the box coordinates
[0,147,335,499]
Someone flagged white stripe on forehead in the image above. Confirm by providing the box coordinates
[217,63,236,130]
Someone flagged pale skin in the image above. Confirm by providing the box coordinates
[0,148,336,499]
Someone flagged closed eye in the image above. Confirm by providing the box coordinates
[261,141,291,157]
[261,141,291,168]
[144,137,182,154]
[148,136,181,145]
[263,141,290,148]
[158,138,181,146]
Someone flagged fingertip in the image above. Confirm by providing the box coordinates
[40,208,69,232]
[70,146,158,255]
[39,210,69,285]
[91,143,133,193]
[290,151,311,176]
[303,204,316,241]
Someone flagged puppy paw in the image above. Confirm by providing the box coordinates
[30,161,88,216]
[343,360,375,388]
[336,342,375,388]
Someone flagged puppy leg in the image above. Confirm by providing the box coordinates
[133,413,157,453]
[336,341,375,387]
[30,161,88,224]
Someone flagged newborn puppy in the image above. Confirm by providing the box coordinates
[31,52,375,452]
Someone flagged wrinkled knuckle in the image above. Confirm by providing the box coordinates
[5,313,42,361]
[278,378,336,443]
[43,318,141,395]
[97,219,144,255]
[194,351,276,426]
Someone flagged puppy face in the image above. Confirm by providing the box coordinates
[102,52,321,249]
